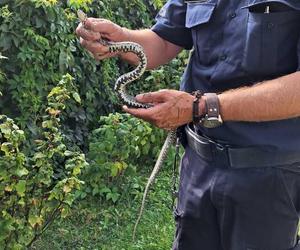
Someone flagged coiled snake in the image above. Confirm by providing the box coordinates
[78,10,177,240]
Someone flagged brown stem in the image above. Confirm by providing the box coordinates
[26,201,63,248]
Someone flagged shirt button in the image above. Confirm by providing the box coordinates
[220,55,227,61]
[230,13,237,19]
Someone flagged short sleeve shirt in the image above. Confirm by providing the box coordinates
[152,0,300,151]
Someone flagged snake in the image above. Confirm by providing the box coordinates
[78,10,177,240]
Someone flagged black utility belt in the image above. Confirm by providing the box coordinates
[184,124,300,168]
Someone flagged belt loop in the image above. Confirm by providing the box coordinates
[213,142,230,167]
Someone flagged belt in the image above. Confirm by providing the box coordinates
[184,124,300,168]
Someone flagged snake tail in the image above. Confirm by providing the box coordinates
[132,130,177,241]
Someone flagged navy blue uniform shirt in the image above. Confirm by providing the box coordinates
[152,0,300,151]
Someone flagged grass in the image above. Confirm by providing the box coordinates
[31,172,175,250]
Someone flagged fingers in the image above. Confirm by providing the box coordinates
[84,18,117,34]
[123,104,174,130]
[96,51,118,60]
[123,90,192,130]
[123,105,155,122]
[79,38,118,60]
[135,90,170,104]
[80,38,109,54]
[76,18,121,61]
[76,23,101,41]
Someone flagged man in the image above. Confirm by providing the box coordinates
[76,0,300,249]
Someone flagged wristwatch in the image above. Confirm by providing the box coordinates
[200,93,223,128]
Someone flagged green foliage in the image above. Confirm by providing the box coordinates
[31,171,174,250]
[0,0,155,148]
[0,0,188,247]
[149,0,165,10]
[143,50,189,92]
[0,74,88,249]
[80,112,169,202]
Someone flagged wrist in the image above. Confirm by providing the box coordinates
[120,27,131,42]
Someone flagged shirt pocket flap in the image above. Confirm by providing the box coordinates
[185,3,216,28]
[242,0,300,11]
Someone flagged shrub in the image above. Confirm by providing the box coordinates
[81,112,169,202]
[0,0,158,150]
[0,74,88,249]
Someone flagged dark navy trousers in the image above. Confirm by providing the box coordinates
[172,146,300,250]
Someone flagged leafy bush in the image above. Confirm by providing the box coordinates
[0,74,88,249]
[81,112,172,203]
[0,0,163,149]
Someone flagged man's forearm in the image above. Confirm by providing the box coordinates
[219,72,300,122]
[120,28,182,69]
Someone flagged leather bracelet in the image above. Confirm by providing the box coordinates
[192,90,203,124]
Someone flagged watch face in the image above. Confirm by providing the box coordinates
[201,116,223,128]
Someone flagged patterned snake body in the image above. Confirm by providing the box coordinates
[78,10,176,240]
[109,42,151,109]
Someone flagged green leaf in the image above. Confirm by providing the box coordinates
[73,165,81,175]
[64,150,74,157]
[33,152,45,160]
[72,92,81,104]
[63,184,72,193]
[15,168,29,177]
[137,125,144,132]
[16,180,26,197]
[100,187,111,194]
[92,187,99,196]
[0,125,11,135]
[48,87,62,98]
[80,192,87,199]
[28,214,43,228]
[111,163,120,177]
[1,142,12,154]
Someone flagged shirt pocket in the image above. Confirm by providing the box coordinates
[185,1,217,65]
[242,0,300,77]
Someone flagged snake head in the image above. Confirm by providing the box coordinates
[77,9,87,24]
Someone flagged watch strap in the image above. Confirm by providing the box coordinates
[205,93,220,119]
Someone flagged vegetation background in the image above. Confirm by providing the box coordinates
[0,0,188,249]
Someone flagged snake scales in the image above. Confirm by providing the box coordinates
[78,10,177,240]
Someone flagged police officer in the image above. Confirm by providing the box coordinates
[76,1,300,249]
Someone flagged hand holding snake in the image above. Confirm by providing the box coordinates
[76,18,194,128]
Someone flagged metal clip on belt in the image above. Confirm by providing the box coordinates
[185,124,300,168]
